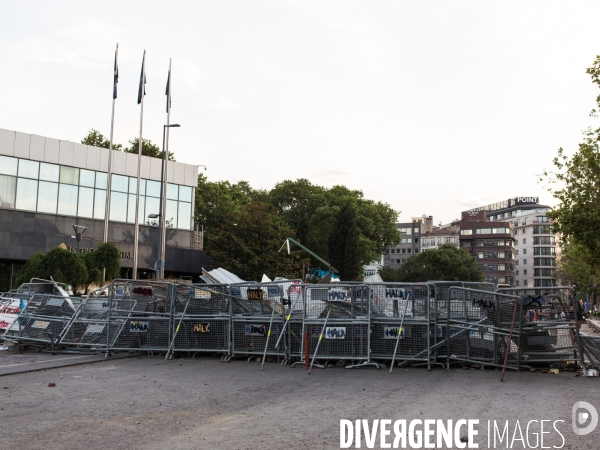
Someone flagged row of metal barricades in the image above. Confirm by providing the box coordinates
[2,279,594,372]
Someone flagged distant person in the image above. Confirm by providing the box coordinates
[584,300,590,312]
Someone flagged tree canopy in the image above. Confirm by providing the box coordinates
[543,55,600,307]
[379,244,483,283]
[206,202,308,281]
[328,200,361,281]
[81,129,174,161]
[15,243,121,292]
[195,176,400,279]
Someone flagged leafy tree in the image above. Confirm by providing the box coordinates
[328,200,361,281]
[15,252,46,286]
[268,179,327,246]
[267,179,400,268]
[396,244,483,282]
[556,240,600,310]
[124,137,175,161]
[379,266,403,282]
[543,56,600,306]
[194,174,264,237]
[94,242,122,280]
[81,129,122,151]
[206,202,308,280]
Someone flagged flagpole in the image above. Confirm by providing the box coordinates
[132,49,146,281]
[103,43,118,282]
[158,58,172,280]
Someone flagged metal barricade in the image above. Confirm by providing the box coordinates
[445,287,520,370]
[229,282,288,362]
[368,283,432,370]
[427,281,495,365]
[4,294,83,352]
[166,283,231,361]
[303,284,380,370]
[60,283,136,351]
[497,286,584,369]
[105,279,174,354]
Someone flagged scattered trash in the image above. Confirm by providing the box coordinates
[48,383,56,387]
[549,369,559,375]
[0,346,8,351]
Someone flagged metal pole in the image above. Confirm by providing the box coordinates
[160,59,172,280]
[103,43,118,282]
[156,125,166,280]
[132,50,146,281]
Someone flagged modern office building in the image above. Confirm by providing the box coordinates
[420,222,460,251]
[459,210,515,285]
[460,196,558,287]
[383,216,433,268]
[0,127,209,291]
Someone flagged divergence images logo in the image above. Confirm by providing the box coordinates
[572,401,598,436]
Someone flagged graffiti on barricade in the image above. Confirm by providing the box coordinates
[247,289,264,301]
[245,324,266,336]
[193,323,210,333]
[267,286,281,297]
[472,298,496,310]
[328,289,348,301]
[325,327,346,339]
[383,327,404,339]
[129,321,148,332]
[132,287,153,297]
[31,320,50,329]
[522,295,547,309]
[385,289,408,299]
[0,306,19,314]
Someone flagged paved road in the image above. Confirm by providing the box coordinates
[1,355,599,449]
[0,349,130,376]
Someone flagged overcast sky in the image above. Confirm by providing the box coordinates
[1,1,598,224]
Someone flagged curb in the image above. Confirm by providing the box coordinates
[0,352,136,378]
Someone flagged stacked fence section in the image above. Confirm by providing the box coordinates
[303,284,376,368]
[107,280,174,353]
[230,282,287,360]
[5,294,82,350]
[169,284,231,359]
[369,283,431,369]
[445,287,520,370]
[497,287,584,368]
[61,293,135,351]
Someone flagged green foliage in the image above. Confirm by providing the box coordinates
[81,129,122,151]
[194,174,266,241]
[378,266,402,282]
[195,175,399,280]
[556,240,600,308]
[124,137,175,161]
[94,242,122,280]
[206,202,309,280]
[396,244,483,282]
[15,252,46,286]
[40,247,88,287]
[545,56,600,263]
[266,179,400,268]
[328,201,361,281]
[14,243,121,291]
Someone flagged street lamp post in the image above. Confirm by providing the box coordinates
[72,225,87,253]
[156,124,180,279]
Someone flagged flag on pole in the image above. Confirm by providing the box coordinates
[113,47,119,99]
[137,52,146,104]
[165,67,171,113]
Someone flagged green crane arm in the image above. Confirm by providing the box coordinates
[287,237,339,274]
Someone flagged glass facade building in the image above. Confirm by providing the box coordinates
[0,128,207,290]
[0,154,193,230]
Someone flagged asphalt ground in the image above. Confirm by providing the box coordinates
[1,354,599,450]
